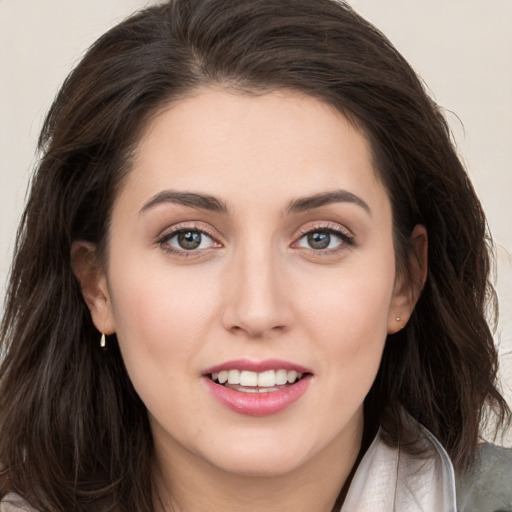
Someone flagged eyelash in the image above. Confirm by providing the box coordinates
[294,224,355,255]
[157,223,221,257]
[156,223,355,258]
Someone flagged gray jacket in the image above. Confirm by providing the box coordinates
[457,443,512,512]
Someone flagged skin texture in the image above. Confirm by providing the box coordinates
[73,88,426,511]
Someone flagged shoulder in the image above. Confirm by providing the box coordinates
[0,494,38,512]
[456,443,512,512]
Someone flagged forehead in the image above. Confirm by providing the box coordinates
[121,87,389,215]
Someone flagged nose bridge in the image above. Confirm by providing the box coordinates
[222,234,290,337]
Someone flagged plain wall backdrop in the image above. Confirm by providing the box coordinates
[1,0,511,430]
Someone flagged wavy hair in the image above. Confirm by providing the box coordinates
[0,0,509,510]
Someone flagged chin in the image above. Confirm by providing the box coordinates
[212,452,307,479]
[198,430,316,478]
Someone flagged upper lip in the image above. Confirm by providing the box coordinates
[202,359,312,375]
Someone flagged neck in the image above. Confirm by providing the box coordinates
[152,412,364,512]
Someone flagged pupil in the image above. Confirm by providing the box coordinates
[308,232,330,250]
[178,231,201,250]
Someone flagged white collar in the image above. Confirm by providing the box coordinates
[342,426,457,512]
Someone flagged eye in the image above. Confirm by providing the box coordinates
[160,228,220,253]
[294,226,354,252]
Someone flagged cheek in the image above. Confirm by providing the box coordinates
[106,266,215,428]
[310,283,390,381]
[296,250,395,385]
[300,256,395,338]
[109,257,216,343]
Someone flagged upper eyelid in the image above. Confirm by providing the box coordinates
[292,223,356,250]
[157,225,222,257]
[156,221,354,245]
[295,221,354,238]
[158,222,220,241]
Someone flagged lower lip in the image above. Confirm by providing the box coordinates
[203,375,312,416]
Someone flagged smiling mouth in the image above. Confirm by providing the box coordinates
[209,369,306,393]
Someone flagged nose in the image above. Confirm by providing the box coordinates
[221,242,293,339]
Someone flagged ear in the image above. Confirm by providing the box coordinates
[387,224,428,334]
[71,241,116,335]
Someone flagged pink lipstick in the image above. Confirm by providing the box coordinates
[202,359,312,416]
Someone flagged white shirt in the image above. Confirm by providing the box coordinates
[342,426,457,511]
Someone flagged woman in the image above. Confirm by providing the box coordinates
[0,0,510,510]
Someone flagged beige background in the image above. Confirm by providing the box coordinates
[1,0,511,436]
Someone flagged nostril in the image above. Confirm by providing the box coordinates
[228,323,288,338]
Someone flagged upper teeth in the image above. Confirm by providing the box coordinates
[211,369,303,387]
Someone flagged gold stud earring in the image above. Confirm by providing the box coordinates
[100,333,106,348]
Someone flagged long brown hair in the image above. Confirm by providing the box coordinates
[1,0,509,510]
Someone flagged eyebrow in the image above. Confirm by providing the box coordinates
[139,188,371,217]
[140,190,228,214]
[285,190,371,216]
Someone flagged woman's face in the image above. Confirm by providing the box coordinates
[83,88,418,478]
